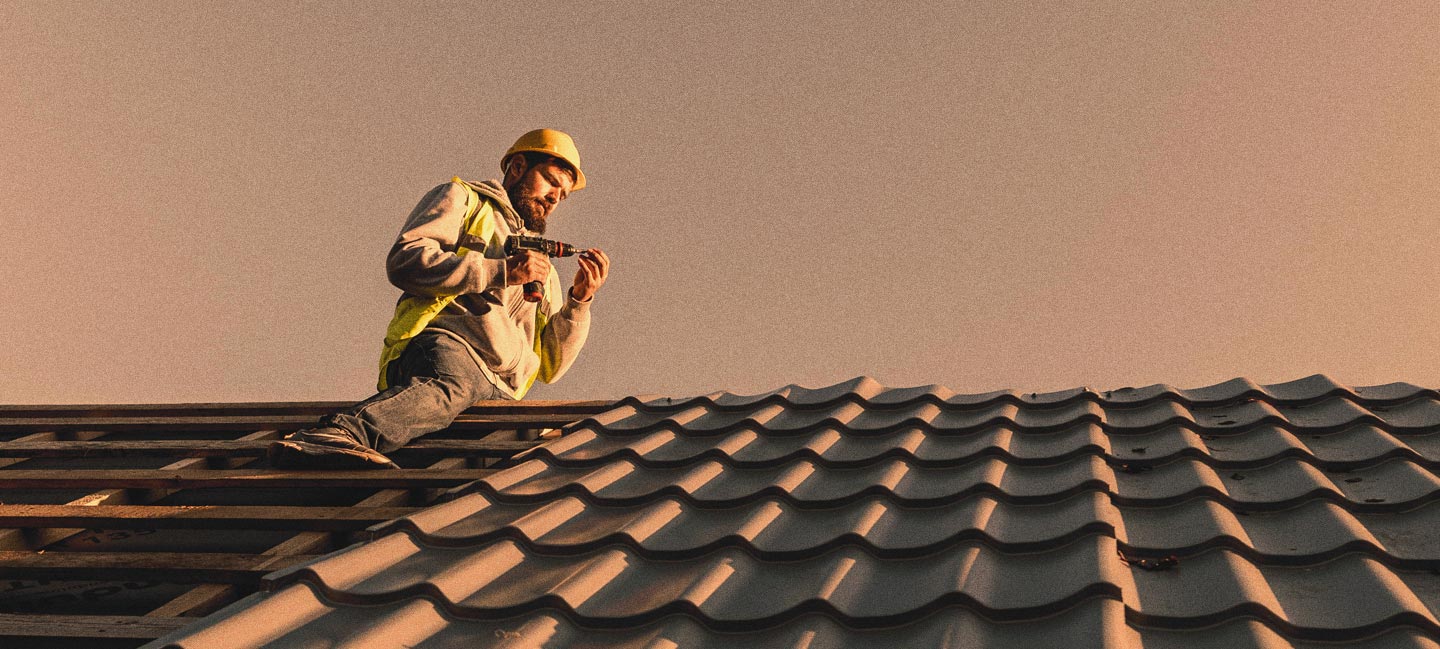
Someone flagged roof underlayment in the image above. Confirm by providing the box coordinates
[151,375,1440,648]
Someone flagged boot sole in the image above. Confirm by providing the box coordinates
[267,440,399,470]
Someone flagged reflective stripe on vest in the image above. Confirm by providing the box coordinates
[376,178,496,390]
[376,178,556,400]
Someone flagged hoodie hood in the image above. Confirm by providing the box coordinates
[461,178,525,233]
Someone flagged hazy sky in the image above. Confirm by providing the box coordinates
[4,2,1440,403]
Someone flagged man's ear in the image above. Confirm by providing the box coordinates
[503,155,528,187]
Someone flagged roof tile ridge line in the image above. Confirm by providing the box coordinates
[527,442,1110,469]
[575,412,1111,437]
[554,396,652,434]
[1171,386,1423,409]
[623,388,1109,413]
[456,477,1113,509]
[373,519,1440,571]
[1111,485,1440,513]
[1170,374,1432,407]
[1105,444,1436,473]
[1117,538,1434,570]
[459,457,1440,509]
[1110,445,1434,473]
[559,416,1431,450]
[1124,604,1440,643]
[360,488,1099,541]
[1172,384,1440,409]
[572,408,1425,439]
[260,572,1126,630]
[615,391,978,414]
[1115,410,1400,436]
[506,422,1433,468]
[457,477,1440,515]
[1361,386,1440,406]
[357,525,1440,574]
[362,517,1120,559]
[410,485,1123,528]
[355,497,1440,570]
[524,442,1436,473]
[1188,410,1432,435]
[618,383,1440,416]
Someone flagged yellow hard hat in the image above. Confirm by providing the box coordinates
[502,128,586,191]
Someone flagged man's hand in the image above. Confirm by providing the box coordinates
[569,249,610,302]
[505,250,551,286]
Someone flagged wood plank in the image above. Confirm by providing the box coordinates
[0,412,596,433]
[0,468,495,489]
[407,438,545,453]
[0,612,191,638]
[0,399,615,418]
[0,430,110,468]
[0,504,422,531]
[144,456,472,618]
[0,430,281,552]
[0,438,539,458]
[0,550,319,584]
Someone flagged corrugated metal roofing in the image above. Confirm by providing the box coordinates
[148,375,1440,648]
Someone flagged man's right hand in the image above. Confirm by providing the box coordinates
[505,250,551,286]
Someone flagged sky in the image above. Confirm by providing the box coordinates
[3,1,1440,404]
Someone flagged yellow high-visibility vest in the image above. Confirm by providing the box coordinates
[376,178,555,398]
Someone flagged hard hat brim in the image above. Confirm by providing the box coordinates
[503,147,586,191]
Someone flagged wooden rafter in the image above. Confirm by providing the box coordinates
[0,399,609,645]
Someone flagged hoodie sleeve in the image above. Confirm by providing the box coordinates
[534,269,592,384]
[386,182,508,298]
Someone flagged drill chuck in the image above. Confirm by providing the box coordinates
[504,235,583,302]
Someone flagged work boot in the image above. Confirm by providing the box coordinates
[268,428,399,470]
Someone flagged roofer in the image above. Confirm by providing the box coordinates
[269,128,609,469]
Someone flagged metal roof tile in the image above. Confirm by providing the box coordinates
[159,593,1149,649]
[1176,377,1271,403]
[542,422,1119,467]
[1353,382,1439,404]
[1259,375,1351,402]
[372,492,1119,558]
[470,455,1117,506]
[149,376,1440,648]
[1128,551,1440,630]
[1377,399,1440,430]
[1304,425,1423,464]
[264,535,1124,622]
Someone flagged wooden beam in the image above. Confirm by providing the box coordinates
[0,505,422,531]
[0,550,319,584]
[0,438,539,458]
[0,430,281,552]
[144,456,471,618]
[0,412,595,433]
[0,399,614,418]
[0,468,495,489]
[0,430,110,468]
[0,613,190,639]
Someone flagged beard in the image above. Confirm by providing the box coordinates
[509,193,549,234]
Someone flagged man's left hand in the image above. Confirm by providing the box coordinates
[569,248,610,302]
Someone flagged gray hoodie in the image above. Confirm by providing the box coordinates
[385,179,591,397]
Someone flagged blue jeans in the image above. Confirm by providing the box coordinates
[319,330,510,453]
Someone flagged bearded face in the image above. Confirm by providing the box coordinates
[512,194,549,234]
[503,156,575,235]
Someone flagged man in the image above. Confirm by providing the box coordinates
[269,128,610,469]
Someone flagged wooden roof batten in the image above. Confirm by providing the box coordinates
[0,399,612,648]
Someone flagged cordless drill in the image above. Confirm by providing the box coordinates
[503,235,583,302]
